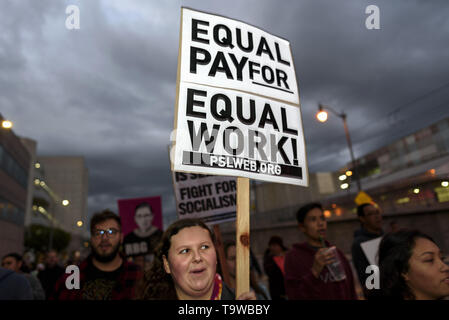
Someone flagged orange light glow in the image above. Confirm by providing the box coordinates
[324,210,332,218]
[316,111,328,122]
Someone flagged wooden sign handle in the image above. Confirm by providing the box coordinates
[236,177,250,298]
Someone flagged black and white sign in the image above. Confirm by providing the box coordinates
[172,172,236,224]
[173,8,308,186]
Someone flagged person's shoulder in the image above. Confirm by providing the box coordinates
[285,243,307,260]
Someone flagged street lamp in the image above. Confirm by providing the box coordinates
[316,104,362,192]
[1,120,13,129]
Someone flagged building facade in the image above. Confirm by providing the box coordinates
[0,115,31,258]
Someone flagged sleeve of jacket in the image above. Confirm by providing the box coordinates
[29,275,46,300]
[351,240,369,288]
[284,252,322,300]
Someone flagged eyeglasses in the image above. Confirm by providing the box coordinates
[92,228,119,238]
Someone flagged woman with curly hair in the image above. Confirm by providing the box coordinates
[136,218,256,300]
[374,229,449,300]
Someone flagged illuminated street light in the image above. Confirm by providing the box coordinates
[341,183,349,190]
[34,179,40,185]
[413,188,420,194]
[316,104,361,192]
[339,174,347,181]
[346,170,353,176]
[62,200,70,206]
[40,181,45,187]
[35,163,41,169]
[316,110,328,122]
[1,120,13,129]
[76,221,83,227]
[442,181,449,188]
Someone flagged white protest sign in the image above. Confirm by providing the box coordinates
[173,7,308,187]
[172,172,237,225]
[180,8,299,104]
[360,236,383,266]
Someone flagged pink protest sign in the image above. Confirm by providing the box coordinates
[117,196,163,259]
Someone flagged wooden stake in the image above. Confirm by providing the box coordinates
[213,224,231,286]
[236,177,250,298]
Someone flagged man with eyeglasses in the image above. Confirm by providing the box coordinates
[351,203,384,298]
[51,210,142,300]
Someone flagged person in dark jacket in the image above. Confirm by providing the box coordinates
[38,249,65,299]
[0,267,33,300]
[263,236,287,300]
[351,203,384,296]
[2,252,45,300]
[284,202,358,300]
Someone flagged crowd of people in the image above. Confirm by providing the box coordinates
[1,202,448,300]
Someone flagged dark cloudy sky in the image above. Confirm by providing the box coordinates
[2,0,449,227]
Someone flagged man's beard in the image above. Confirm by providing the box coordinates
[91,241,121,263]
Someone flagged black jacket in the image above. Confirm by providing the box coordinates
[263,249,286,300]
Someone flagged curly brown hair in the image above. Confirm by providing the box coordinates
[135,218,216,300]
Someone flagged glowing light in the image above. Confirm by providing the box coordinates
[339,175,347,181]
[34,179,40,185]
[324,210,332,218]
[76,221,83,227]
[442,181,449,188]
[316,110,328,122]
[335,208,342,216]
[429,169,435,175]
[35,163,41,169]
[413,188,420,194]
[341,183,349,190]
[62,200,70,206]
[346,171,353,176]
[1,120,13,129]
[39,181,45,187]
[331,203,337,209]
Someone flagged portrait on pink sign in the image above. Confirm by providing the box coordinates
[117,196,163,268]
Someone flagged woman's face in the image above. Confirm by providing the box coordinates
[404,237,449,300]
[163,226,217,300]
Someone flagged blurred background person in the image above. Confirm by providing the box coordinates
[285,202,357,300]
[52,210,142,300]
[373,229,449,300]
[352,202,384,296]
[263,236,287,300]
[0,266,33,300]
[2,253,45,300]
[223,241,270,300]
[37,249,64,299]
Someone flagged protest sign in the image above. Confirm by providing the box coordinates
[172,7,307,297]
[172,8,308,187]
[117,196,163,265]
[172,172,237,224]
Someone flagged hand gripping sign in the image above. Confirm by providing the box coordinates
[172,7,308,298]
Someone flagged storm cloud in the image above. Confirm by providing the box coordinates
[2,0,449,227]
